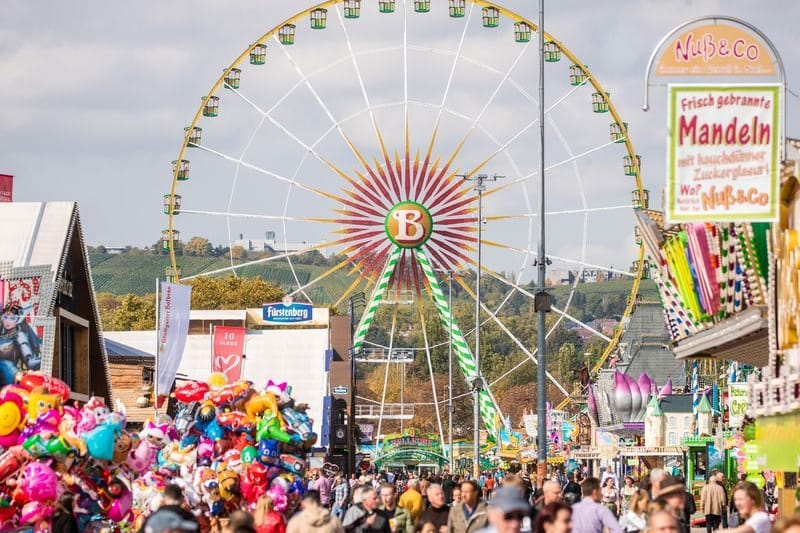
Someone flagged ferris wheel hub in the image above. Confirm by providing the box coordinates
[385,201,434,249]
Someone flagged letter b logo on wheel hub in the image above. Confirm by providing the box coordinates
[385,201,433,249]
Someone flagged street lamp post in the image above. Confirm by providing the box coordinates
[348,293,366,481]
[461,173,503,479]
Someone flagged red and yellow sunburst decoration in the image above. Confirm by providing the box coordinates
[333,148,478,295]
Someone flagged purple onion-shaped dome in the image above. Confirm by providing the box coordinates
[659,377,673,398]
[613,370,632,421]
[625,373,641,422]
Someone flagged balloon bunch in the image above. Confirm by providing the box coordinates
[0,371,316,532]
[0,373,137,532]
[139,373,316,528]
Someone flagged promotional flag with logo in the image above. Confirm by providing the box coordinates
[0,175,12,202]
[212,325,246,383]
[157,282,191,402]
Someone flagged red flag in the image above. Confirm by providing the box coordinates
[212,326,246,383]
[0,175,12,202]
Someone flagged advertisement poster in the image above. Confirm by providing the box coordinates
[156,282,192,399]
[0,264,56,384]
[212,325,246,383]
[667,84,781,222]
[727,383,750,428]
[0,175,12,203]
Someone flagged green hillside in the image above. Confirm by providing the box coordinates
[88,252,351,304]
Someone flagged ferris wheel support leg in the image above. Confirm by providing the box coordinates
[413,249,502,436]
[352,246,402,354]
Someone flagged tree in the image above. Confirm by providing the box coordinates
[188,275,284,310]
[184,236,212,256]
[102,294,155,331]
[227,245,247,260]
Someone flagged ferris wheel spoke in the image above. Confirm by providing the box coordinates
[180,209,342,224]
[190,142,344,204]
[418,3,475,201]
[375,305,400,443]
[547,255,635,278]
[416,300,447,454]
[180,240,343,281]
[333,6,401,205]
[286,255,354,300]
[275,34,382,189]
[484,205,632,221]
[224,84,368,197]
[485,138,621,198]
[463,81,585,180]
[452,275,570,397]
[420,41,532,205]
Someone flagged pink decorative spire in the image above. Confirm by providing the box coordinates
[659,377,673,398]
[613,370,632,421]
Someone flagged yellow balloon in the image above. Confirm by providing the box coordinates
[208,372,228,390]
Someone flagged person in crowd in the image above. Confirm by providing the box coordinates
[343,486,391,533]
[569,478,621,533]
[601,466,618,489]
[225,511,256,533]
[495,475,534,533]
[653,476,689,533]
[452,485,463,505]
[475,486,533,533]
[618,489,648,533]
[773,515,800,533]
[672,461,683,478]
[333,473,351,520]
[140,484,199,533]
[421,478,432,509]
[448,480,488,533]
[444,474,458,504]
[52,493,79,533]
[601,478,620,517]
[315,471,333,509]
[532,502,572,533]
[649,469,667,501]
[619,477,636,515]
[562,473,582,506]
[378,483,414,533]
[254,492,286,533]
[701,470,728,533]
[726,481,771,533]
[419,483,450,532]
[399,478,425,523]
[714,471,729,528]
[418,522,439,533]
[287,490,344,533]
[647,510,681,533]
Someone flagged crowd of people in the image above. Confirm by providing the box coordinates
[130,466,799,533]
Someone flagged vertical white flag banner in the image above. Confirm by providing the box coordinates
[157,282,192,397]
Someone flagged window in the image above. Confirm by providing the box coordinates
[669,416,677,429]
[668,432,677,445]
[684,415,691,429]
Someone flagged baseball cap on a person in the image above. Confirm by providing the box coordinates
[488,486,531,514]
[144,508,199,533]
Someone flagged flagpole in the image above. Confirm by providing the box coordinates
[154,277,160,416]
[210,323,214,374]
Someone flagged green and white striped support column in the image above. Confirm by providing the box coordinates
[352,246,402,353]
[414,249,500,435]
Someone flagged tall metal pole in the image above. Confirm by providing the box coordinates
[154,278,160,416]
[536,0,549,482]
[448,271,454,471]
[474,184,483,479]
[348,299,356,481]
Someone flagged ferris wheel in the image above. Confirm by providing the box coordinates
[163,0,647,440]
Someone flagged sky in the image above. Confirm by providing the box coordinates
[1,0,798,280]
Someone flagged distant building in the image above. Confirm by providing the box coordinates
[234,231,317,254]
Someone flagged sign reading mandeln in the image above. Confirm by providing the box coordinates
[667,84,781,222]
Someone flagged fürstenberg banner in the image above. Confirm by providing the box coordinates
[157,282,192,398]
[666,84,781,223]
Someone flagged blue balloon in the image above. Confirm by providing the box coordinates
[203,419,224,441]
[85,423,118,461]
